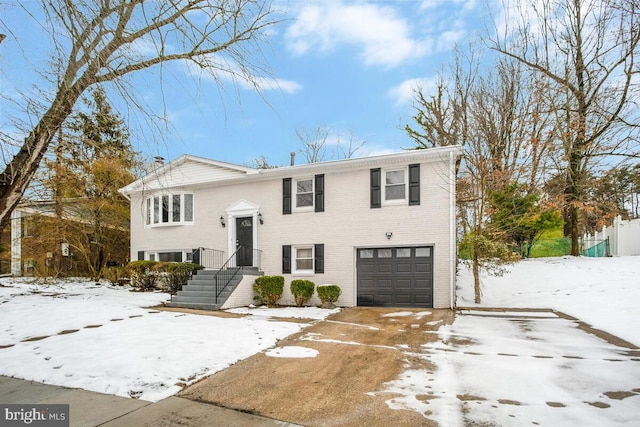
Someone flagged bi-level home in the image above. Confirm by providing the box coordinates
[119,146,461,310]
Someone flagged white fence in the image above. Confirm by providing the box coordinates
[583,216,640,257]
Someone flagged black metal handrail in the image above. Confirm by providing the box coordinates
[214,246,244,302]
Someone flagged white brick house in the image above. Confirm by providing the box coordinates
[119,147,461,309]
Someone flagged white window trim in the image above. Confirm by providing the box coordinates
[292,244,314,276]
[382,167,408,206]
[293,177,315,212]
[145,193,194,227]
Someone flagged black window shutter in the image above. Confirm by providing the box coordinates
[191,249,200,265]
[282,245,291,274]
[283,178,292,215]
[370,168,381,208]
[314,244,324,274]
[315,174,325,212]
[409,164,420,206]
[137,251,145,261]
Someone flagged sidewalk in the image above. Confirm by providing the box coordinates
[0,376,294,427]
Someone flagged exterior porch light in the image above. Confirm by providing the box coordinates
[219,216,226,227]
[258,212,263,225]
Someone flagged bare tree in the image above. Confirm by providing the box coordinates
[295,126,367,164]
[336,130,367,159]
[407,51,548,303]
[490,0,640,255]
[295,126,330,163]
[0,0,277,231]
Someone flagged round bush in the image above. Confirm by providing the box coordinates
[317,284,341,308]
[254,275,285,306]
[290,279,315,307]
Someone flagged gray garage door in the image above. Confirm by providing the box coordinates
[357,246,433,307]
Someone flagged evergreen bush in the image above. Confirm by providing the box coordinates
[317,284,341,309]
[253,275,284,306]
[163,262,204,294]
[290,279,315,307]
[125,260,158,291]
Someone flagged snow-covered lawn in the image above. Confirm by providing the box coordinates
[373,256,640,426]
[1,256,638,426]
[457,255,640,345]
[0,279,336,402]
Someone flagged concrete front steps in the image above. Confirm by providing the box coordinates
[166,267,262,311]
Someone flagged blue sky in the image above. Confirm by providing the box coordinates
[1,0,500,168]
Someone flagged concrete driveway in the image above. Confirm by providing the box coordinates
[179,307,640,427]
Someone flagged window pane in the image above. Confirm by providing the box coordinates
[296,193,313,207]
[295,179,313,208]
[297,179,313,193]
[146,198,151,225]
[162,195,169,223]
[295,247,313,271]
[172,195,181,222]
[396,248,411,257]
[378,249,392,258]
[184,194,193,221]
[386,170,404,185]
[296,259,313,270]
[416,247,431,257]
[386,185,405,200]
[159,252,183,262]
[153,197,159,223]
[359,249,374,258]
[297,248,312,258]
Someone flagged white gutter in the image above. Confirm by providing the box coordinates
[449,150,456,309]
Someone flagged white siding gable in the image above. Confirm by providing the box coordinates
[121,155,256,194]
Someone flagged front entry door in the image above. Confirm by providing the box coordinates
[236,217,253,267]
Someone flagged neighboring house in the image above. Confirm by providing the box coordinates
[1,200,129,277]
[119,147,461,309]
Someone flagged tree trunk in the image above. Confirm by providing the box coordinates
[0,82,87,231]
[472,249,481,304]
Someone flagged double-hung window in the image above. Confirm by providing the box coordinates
[282,244,325,275]
[296,178,314,209]
[383,169,407,203]
[283,175,324,214]
[370,164,420,208]
[145,193,194,226]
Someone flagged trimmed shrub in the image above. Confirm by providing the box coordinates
[317,284,341,309]
[125,260,158,291]
[163,262,204,294]
[253,275,284,306]
[290,279,315,307]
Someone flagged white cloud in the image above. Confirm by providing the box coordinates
[285,1,430,68]
[183,56,302,94]
[388,77,439,107]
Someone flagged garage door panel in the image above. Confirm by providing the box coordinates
[359,264,375,274]
[394,294,412,305]
[414,278,431,289]
[377,264,393,274]
[357,246,434,308]
[396,263,412,273]
[358,294,375,306]
[415,294,432,304]
[395,278,412,290]
[415,262,431,273]
[374,293,393,305]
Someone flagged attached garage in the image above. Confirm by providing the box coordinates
[356,246,434,308]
